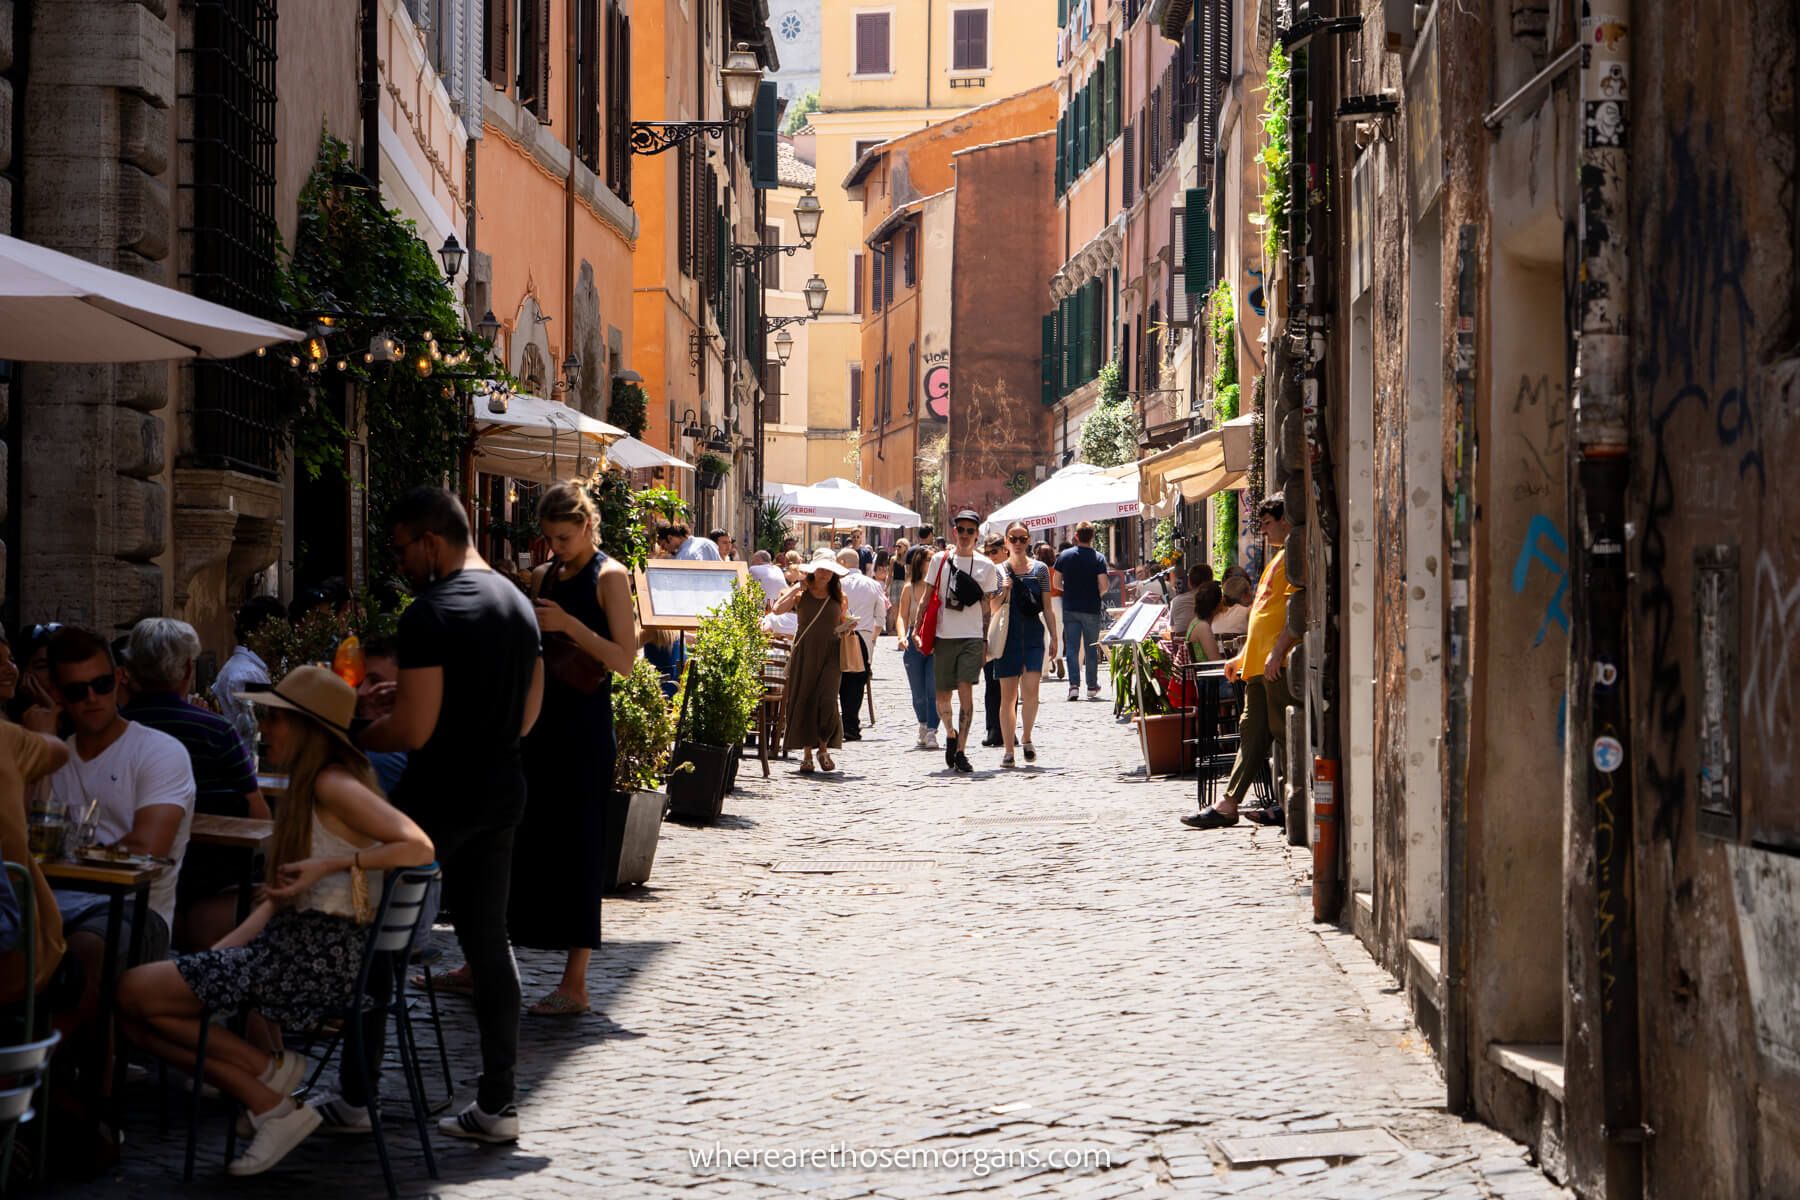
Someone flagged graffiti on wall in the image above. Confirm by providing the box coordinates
[1743,553,1800,797]
[923,350,950,421]
[1511,374,1566,502]
[1513,512,1571,745]
[1638,113,1758,845]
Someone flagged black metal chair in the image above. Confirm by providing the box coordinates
[184,866,442,1196]
[0,1031,58,1188]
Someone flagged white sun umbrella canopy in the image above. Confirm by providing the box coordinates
[471,389,627,484]
[605,435,694,472]
[981,462,1146,535]
[778,476,922,528]
[0,233,305,361]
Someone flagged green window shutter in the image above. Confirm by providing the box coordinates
[1061,296,1075,393]
[1184,186,1211,295]
[1055,114,1066,194]
[1074,88,1085,172]
[1096,58,1109,157]
[1078,284,1092,383]
[1088,77,1100,164]
[1041,315,1055,405]
[752,82,779,190]
[1058,0,1067,30]
[1108,43,1122,141]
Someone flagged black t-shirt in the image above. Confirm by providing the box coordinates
[394,567,541,825]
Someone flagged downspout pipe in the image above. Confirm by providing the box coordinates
[566,0,578,387]
[1571,4,1646,1198]
[362,0,380,185]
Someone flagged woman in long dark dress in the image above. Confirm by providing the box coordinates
[772,551,850,773]
[508,481,638,1016]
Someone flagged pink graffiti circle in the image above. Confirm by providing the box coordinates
[924,364,950,419]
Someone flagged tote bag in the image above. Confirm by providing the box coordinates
[914,555,948,656]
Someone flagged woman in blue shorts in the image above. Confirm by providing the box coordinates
[994,522,1059,767]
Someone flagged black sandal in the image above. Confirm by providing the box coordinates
[1245,804,1285,826]
[1180,807,1240,829]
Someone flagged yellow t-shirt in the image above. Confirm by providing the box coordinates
[0,721,65,1000]
[1230,550,1297,678]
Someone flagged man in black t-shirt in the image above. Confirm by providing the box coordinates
[346,487,543,1144]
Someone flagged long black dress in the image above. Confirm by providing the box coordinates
[509,551,615,949]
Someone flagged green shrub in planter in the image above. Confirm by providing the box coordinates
[609,657,677,885]
[668,577,769,820]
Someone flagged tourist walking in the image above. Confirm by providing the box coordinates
[1054,522,1110,700]
[836,547,889,741]
[895,546,940,749]
[350,486,542,1143]
[773,551,851,773]
[980,535,1007,747]
[994,523,1057,767]
[925,511,1001,774]
[510,482,638,1016]
[1037,543,1064,681]
[1184,498,1298,830]
[117,666,435,1176]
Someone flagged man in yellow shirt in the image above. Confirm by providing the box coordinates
[1184,498,1298,828]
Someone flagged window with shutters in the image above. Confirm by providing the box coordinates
[1147,302,1162,388]
[872,362,884,426]
[902,227,917,288]
[854,11,891,76]
[484,0,511,88]
[907,343,917,413]
[871,248,885,312]
[1055,115,1066,196]
[854,139,883,162]
[763,225,782,290]
[881,353,894,424]
[950,7,989,71]
[1122,124,1135,207]
[884,244,896,305]
[850,364,863,429]
[764,361,784,426]
[1184,186,1211,297]
[605,3,632,200]
[516,0,551,122]
[1169,208,1190,325]
[853,253,865,315]
[678,142,695,278]
[577,1,600,169]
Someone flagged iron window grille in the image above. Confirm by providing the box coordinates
[180,0,284,479]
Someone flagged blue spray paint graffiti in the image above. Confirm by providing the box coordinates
[1513,512,1571,744]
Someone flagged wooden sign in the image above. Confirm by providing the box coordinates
[634,559,751,629]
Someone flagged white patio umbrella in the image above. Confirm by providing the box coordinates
[471,389,627,484]
[605,435,694,472]
[777,476,922,528]
[981,462,1149,534]
[0,233,305,361]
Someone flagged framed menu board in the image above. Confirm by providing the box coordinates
[634,559,751,629]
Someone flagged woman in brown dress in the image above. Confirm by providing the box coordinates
[772,550,851,773]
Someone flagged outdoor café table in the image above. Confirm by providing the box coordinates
[41,857,164,1144]
[190,814,274,924]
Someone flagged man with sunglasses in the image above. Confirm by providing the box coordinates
[44,627,196,1012]
[922,509,1002,773]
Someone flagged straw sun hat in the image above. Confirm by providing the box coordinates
[805,549,850,576]
[239,664,360,751]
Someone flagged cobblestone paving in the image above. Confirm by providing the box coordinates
[75,663,1567,1198]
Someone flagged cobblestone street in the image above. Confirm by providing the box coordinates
[82,663,1567,1197]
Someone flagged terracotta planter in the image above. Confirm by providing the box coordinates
[607,790,668,889]
[668,740,731,822]
[1136,711,1188,777]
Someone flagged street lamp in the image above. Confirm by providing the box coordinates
[793,191,824,241]
[803,273,828,316]
[562,352,581,394]
[720,43,764,115]
[773,328,795,365]
[437,234,465,280]
[475,309,501,344]
[680,409,703,440]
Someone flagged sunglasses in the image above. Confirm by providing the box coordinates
[59,673,117,704]
[954,525,978,536]
[1007,534,1030,544]
[27,622,61,642]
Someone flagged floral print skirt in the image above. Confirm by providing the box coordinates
[175,907,366,1028]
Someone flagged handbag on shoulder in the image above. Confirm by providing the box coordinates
[914,555,947,656]
[535,563,609,695]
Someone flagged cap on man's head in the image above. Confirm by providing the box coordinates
[953,508,981,525]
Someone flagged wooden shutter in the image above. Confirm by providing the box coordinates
[953,8,987,70]
[856,12,890,74]
[764,361,783,425]
[753,82,779,190]
[1185,187,1211,294]
[850,364,862,428]
[871,249,884,311]
[612,10,633,198]
[853,253,865,315]
[907,343,917,412]
[537,0,552,122]
[1041,316,1055,405]
[1108,42,1122,140]
[1055,114,1066,194]
[678,142,693,277]
[579,0,600,167]
[1096,56,1109,153]
[1122,124,1135,207]
[762,225,781,290]
[484,0,511,87]
[872,362,883,426]
[1169,208,1191,323]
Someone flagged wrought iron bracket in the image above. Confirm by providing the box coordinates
[731,240,809,268]
[630,121,738,157]
[763,314,817,333]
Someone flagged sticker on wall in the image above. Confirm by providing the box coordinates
[1593,660,1619,688]
[1592,735,1624,774]
[923,354,950,421]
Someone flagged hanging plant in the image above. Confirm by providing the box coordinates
[588,476,687,571]
[1257,42,1292,265]
[607,378,649,437]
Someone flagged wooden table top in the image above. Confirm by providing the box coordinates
[42,858,165,890]
[190,814,275,849]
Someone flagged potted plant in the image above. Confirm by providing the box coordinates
[607,657,678,889]
[695,452,730,490]
[667,579,766,821]
[1116,638,1187,776]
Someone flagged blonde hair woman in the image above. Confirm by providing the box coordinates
[508,480,637,1016]
[116,667,434,1177]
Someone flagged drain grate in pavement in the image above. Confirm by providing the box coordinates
[741,884,912,897]
[768,858,937,874]
[1215,1127,1405,1167]
[963,814,1095,826]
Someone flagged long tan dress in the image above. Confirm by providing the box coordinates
[783,590,844,752]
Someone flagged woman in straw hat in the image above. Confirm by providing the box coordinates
[771,550,853,773]
[117,665,435,1177]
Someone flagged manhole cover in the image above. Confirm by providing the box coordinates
[964,814,1095,826]
[1215,1127,1405,1167]
[768,859,937,874]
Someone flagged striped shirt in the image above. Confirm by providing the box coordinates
[122,692,258,818]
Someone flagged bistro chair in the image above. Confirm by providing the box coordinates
[184,866,443,1196]
[0,1031,59,1188]
[0,863,51,1186]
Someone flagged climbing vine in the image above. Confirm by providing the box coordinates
[1078,360,1138,468]
[1258,42,1292,265]
[1208,283,1240,578]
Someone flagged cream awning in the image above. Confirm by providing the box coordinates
[1137,414,1257,505]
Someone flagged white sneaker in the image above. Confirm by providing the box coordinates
[439,1100,519,1144]
[228,1101,321,1176]
[234,1052,311,1138]
[915,723,927,748]
[923,729,940,750]
[312,1095,373,1136]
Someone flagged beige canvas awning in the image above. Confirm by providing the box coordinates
[1137,414,1257,505]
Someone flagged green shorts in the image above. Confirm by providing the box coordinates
[933,637,985,691]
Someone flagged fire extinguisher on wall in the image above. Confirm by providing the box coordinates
[1312,757,1339,923]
